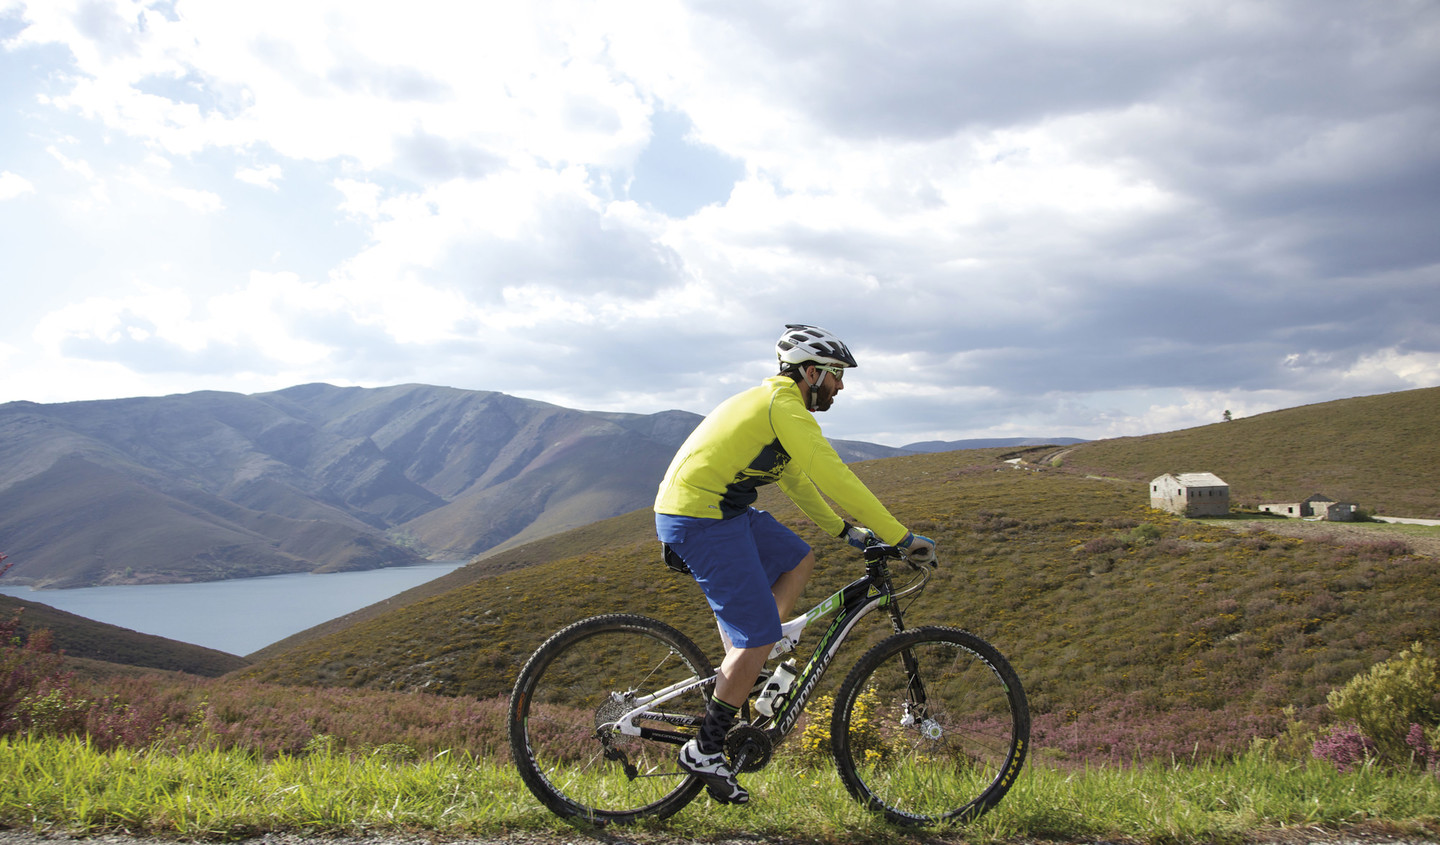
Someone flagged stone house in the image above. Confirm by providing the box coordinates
[1150,472,1230,517]
[1258,493,1358,521]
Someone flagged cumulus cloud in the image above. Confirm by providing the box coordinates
[0,171,34,199]
[236,163,282,190]
[1,0,1437,444]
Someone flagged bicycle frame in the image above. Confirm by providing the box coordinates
[610,548,932,747]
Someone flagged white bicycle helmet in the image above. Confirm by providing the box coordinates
[776,324,858,370]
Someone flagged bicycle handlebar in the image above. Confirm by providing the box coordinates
[862,540,939,570]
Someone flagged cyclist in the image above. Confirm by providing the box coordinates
[653,324,935,805]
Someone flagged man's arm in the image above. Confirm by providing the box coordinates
[770,389,909,545]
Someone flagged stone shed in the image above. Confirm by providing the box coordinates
[1150,472,1231,517]
[1259,493,1358,521]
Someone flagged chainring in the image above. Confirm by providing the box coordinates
[724,724,774,773]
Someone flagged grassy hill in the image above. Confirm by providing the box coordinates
[241,424,1440,756]
[1050,385,1440,518]
[2,595,249,677]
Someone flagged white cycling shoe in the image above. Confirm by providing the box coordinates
[678,739,749,805]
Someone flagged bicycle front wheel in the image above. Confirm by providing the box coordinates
[508,614,713,824]
[831,626,1029,825]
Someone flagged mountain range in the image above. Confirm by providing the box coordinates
[0,384,1434,709]
[3,383,1061,590]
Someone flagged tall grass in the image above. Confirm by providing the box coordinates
[3,610,1439,842]
[1,736,1437,842]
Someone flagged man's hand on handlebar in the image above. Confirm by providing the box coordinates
[840,521,878,550]
[899,531,937,566]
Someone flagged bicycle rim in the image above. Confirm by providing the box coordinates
[831,626,1029,825]
[508,614,712,823]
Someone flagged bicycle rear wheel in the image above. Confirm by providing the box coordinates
[831,626,1029,825]
[508,614,712,823]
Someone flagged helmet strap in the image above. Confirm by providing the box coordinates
[802,365,822,411]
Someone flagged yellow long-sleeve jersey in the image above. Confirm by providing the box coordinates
[654,375,908,545]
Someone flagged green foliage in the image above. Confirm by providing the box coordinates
[2,734,1438,841]
[795,690,886,768]
[12,688,91,735]
[1249,706,1319,763]
[1326,642,1439,764]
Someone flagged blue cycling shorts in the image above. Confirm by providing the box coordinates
[655,508,811,648]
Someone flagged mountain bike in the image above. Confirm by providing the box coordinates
[507,541,1029,826]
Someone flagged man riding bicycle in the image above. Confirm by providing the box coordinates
[653,324,935,805]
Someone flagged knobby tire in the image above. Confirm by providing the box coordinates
[831,625,1030,825]
[507,614,712,824]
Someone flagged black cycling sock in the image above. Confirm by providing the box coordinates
[697,695,739,756]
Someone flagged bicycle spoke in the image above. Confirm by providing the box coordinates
[832,627,1028,825]
[510,615,712,822]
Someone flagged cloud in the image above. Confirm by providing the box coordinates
[0,171,33,199]
[236,163,282,190]
[1,0,1437,446]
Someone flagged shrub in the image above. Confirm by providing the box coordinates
[1251,706,1317,762]
[0,612,77,737]
[1403,723,1436,771]
[1126,523,1163,546]
[1312,724,1376,772]
[796,688,885,767]
[1325,643,1439,765]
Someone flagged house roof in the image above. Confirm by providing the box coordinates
[1155,472,1228,487]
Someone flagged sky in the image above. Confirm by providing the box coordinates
[1,0,1438,447]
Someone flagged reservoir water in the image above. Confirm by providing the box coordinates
[0,560,470,656]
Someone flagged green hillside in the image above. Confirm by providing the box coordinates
[2,595,249,677]
[249,384,1440,662]
[242,447,1439,742]
[1052,385,1440,518]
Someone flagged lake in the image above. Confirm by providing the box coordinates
[0,560,470,656]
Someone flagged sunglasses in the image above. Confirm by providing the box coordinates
[814,365,845,382]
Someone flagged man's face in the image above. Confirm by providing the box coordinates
[809,365,844,412]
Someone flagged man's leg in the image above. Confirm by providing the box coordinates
[714,642,771,707]
[674,514,813,804]
[770,550,817,619]
[711,549,816,706]
[681,642,769,805]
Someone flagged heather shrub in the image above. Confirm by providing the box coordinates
[1324,643,1438,766]
[1312,724,1376,772]
[0,612,84,738]
[1031,697,1287,766]
[1352,538,1412,561]
[1313,728,1376,771]
[1404,723,1439,771]
[1079,536,1124,555]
